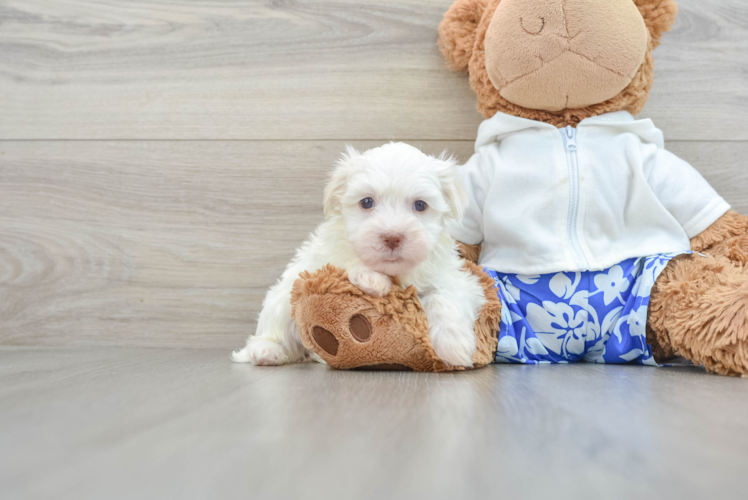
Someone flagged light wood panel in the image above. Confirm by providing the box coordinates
[1,0,747,141]
[2,347,747,500]
[0,140,474,347]
[1,140,746,348]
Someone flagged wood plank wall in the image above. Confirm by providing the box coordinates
[1,0,747,348]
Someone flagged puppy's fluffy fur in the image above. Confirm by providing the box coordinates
[231,143,487,367]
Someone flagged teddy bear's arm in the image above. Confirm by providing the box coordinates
[690,210,748,263]
[456,241,482,264]
[291,264,500,372]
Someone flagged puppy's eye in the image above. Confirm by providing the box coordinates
[413,200,428,212]
[360,198,375,209]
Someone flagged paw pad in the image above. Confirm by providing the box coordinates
[311,314,373,357]
[312,326,339,356]
[349,314,372,342]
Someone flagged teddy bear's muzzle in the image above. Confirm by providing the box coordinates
[484,0,649,111]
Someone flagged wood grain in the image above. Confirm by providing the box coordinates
[0,140,473,347]
[1,0,747,141]
[1,140,746,348]
[2,347,747,500]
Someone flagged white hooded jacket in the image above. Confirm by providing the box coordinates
[449,111,730,274]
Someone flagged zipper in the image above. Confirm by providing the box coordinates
[562,126,590,270]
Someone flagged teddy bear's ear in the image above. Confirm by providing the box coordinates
[438,0,489,72]
[634,0,679,48]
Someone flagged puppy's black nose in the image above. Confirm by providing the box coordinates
[382,233,404,250]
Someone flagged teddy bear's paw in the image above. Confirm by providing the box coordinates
[309,314,373,357]
[293,265,443,371]
[305,313,416,370]
[347,266,392,298]
[231,338,289,366]
[429,319,477,368]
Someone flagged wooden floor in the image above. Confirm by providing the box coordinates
[2,346,747,500]
[2,1,748,497]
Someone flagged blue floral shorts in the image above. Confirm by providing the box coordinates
[485,254,683,365]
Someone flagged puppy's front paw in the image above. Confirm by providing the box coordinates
[430,320,477,368]
[231,338,289,366]
[348,267,392,297]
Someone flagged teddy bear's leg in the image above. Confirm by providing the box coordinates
[648,253,748,376]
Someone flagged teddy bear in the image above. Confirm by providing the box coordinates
[291,0,748,375]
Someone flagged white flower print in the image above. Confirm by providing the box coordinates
[569,290,603,341]
[517,274,541,285]
[491,254,677,366]
[630,273,644,300]
[615,305,647,342]
[496,328,528,363]
[601,306,624,337]
[569,290,589,309]
[627,307,647,338]
[549,272,581,299]
[500,305,523,328]
[496,335,519,357]
[526,301,588,357]
[584,337,607,363]
[502,282,521,304]
[645,255,672,282]
[525,337,549,356]
[592,265,630,305]
[618,349,646,361]
[583,307,623,362]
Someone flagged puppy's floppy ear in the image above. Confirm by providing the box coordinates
[434,152,468,223]
[438,0,488,72]
[633,0,678,48]
[323,145,359,218]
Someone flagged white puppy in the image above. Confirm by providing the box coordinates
[231,143,487,367]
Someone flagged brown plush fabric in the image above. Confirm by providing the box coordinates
[646,210,748,373]
[690,210,748,262]
[648,254,748,376]
[645,323,678,362]
[456,241,482,264]
[464,260,504,367]
[634,0,681,48]
[438,0,489,72]
[438,0,678,126]
[484,0,648,111]
[290,264,501,372]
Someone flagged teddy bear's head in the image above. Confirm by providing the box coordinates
[439,0,678,127]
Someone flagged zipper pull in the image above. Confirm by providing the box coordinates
[565,125,577,151]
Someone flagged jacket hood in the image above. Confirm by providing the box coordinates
[475,111,665,152]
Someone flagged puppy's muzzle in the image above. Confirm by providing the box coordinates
[381,232,404,250]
